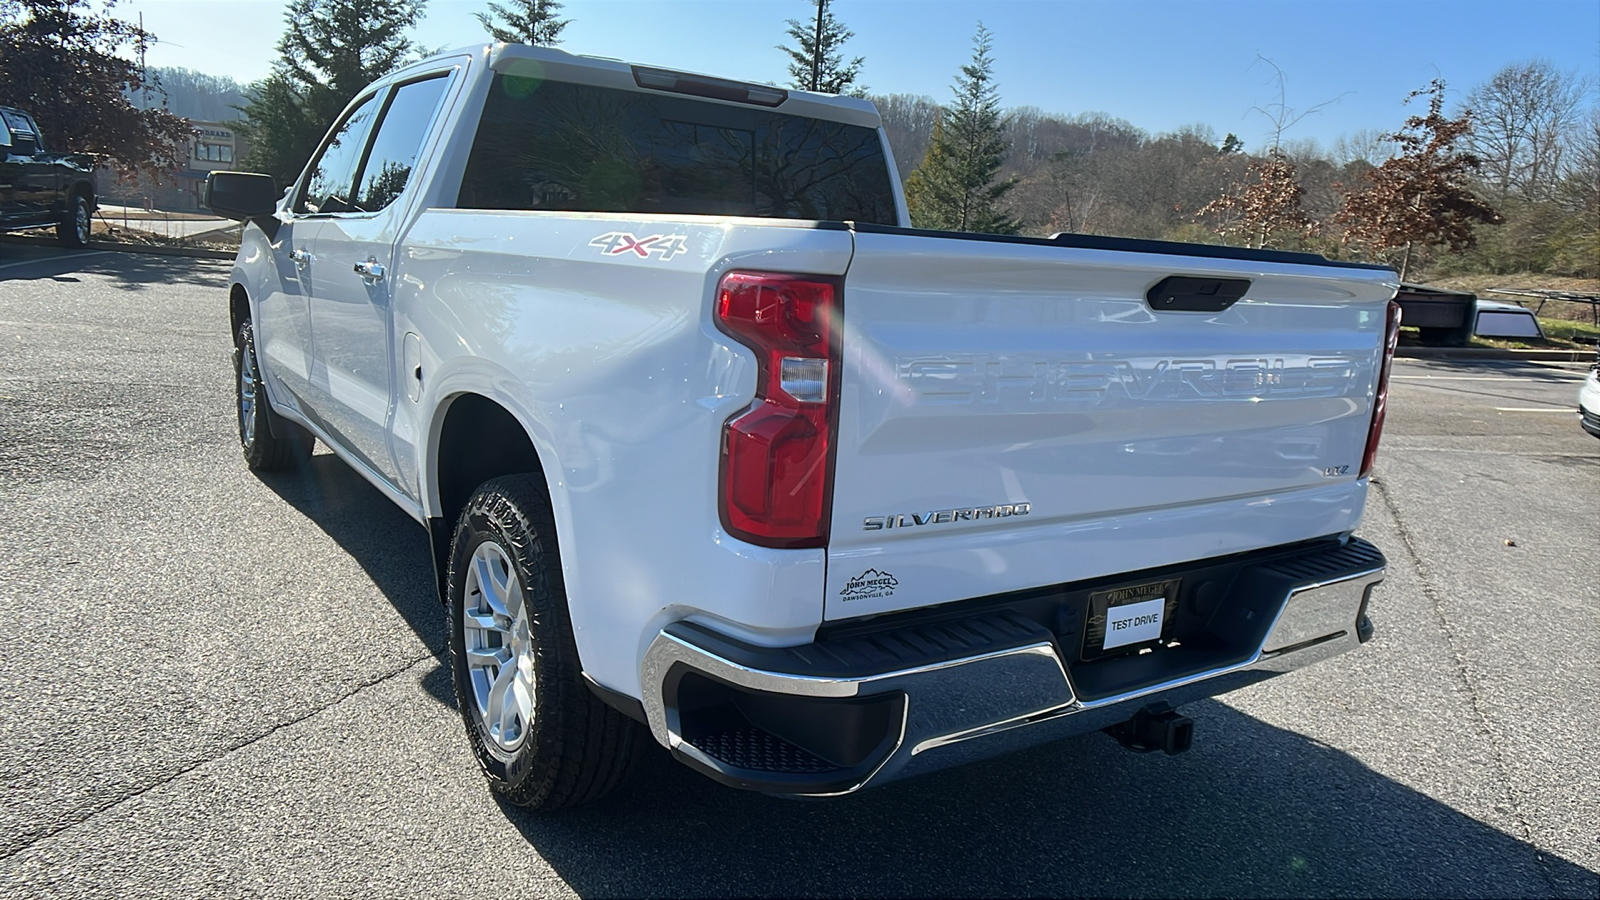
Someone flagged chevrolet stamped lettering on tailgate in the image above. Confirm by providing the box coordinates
[899,355,1359,404]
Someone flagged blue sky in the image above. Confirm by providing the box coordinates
[123,0,1599,152]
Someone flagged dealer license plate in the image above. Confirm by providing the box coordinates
[1082,578,1182,660]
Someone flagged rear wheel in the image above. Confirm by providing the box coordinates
[234,319,311,470]
[57,192,90,247]
[447,475,645,810]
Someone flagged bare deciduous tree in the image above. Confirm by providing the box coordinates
[1331,128,1397,167]
[1465,59,1590,203]
[1548,107,1600,275]
[1197,57,1341,249]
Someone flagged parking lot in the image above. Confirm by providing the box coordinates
[2,244,1596,899]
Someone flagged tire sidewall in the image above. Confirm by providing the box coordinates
[73,195,90,245]
[447,498,547,792]
[59,194,89,247]
[234,321,264,462]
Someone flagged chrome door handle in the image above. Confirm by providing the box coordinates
[353,260,385,282]
[289,248,311,268]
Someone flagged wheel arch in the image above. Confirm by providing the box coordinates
[71,178,95,209]
[424,390,558,604]
[228,282,251,345]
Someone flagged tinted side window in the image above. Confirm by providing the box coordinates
[298,93,380,214]
[350,75,450,213]
[22,115,44,151]
[457,76,897,225]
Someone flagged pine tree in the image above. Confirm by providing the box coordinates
[0,0,190,177]
[777,0,863,95]
[477,0,568,46]
[1337,80,1499,280]
[237,73,316,186]
[903,23,1018,234]
[238,0,425,184]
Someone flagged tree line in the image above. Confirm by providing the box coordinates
[2,0,1593,279]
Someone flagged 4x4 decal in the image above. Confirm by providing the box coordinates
[589,232,689,261]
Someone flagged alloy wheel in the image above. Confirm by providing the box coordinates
[74,199,90,245]
[237,338,258,447]
[461,540,537,758]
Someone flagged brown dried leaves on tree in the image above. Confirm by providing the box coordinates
[1198,152,1318,250]
[1337,80,1499,280]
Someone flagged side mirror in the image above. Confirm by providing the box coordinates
[204,171,279,220]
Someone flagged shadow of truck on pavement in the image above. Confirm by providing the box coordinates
[504,701,1596,898]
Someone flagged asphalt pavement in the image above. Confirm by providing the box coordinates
[1,245,1595,898]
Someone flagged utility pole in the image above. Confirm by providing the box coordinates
[810,0,825,91]
[138,12,149,106]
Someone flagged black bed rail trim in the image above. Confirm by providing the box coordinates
[847,222,1396,272]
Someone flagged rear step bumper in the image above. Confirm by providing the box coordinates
[640,538,1385,796]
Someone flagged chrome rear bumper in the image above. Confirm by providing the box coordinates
[641,538,1385,796]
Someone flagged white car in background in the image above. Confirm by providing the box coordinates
[1580,348,1600,439]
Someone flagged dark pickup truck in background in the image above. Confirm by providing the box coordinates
[0,105,96,247]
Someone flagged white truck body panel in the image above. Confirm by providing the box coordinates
[391,211,853,691]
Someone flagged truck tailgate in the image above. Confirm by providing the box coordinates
[825,230,1397,619]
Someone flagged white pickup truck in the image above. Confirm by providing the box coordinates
[208,43,1399,809]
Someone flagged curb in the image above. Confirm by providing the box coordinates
[1,232,235,261]
[1396,346,1594,362]
[83,240,236,261]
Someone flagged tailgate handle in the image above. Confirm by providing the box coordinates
[1146,276,1251,313]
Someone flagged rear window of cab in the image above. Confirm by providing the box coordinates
[457,74,898,225]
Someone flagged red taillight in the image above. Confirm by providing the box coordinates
[1360,299,1402,479]
[715,272,841,548]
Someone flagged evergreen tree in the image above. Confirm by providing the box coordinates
[0,0,189,177]
[238,0,425,184]
[238,73,316,186]
[777,0,863,95]
[903,23,1018,234]
[477,0,568,46]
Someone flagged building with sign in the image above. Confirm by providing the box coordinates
[100,120,248,211]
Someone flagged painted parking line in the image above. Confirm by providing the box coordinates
[0,250,113,274]
[1493,407,1580,413]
